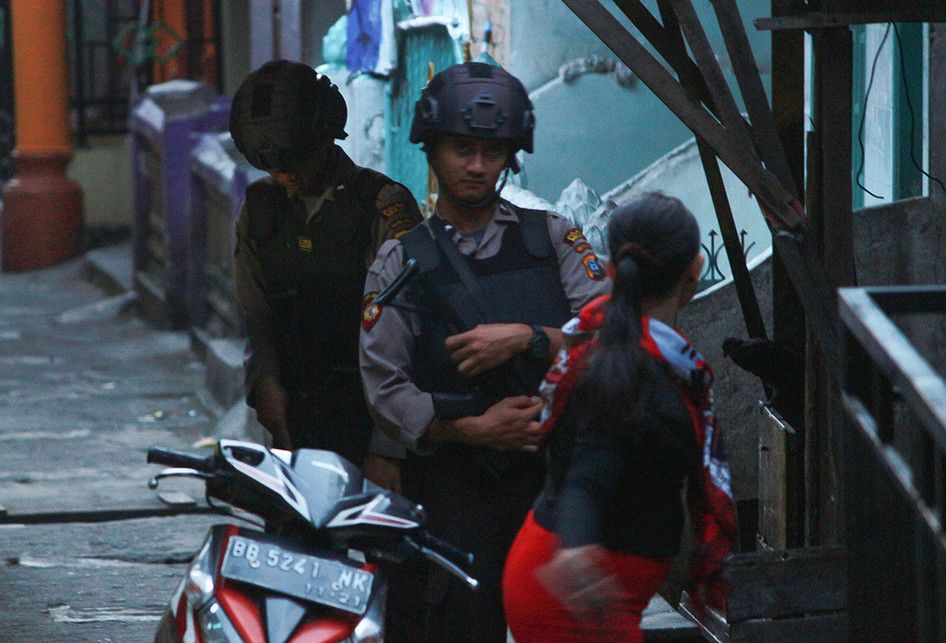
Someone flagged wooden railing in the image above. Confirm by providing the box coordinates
[839,286,946,641]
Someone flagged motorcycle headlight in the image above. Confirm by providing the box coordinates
[196,601,242,643]
[183,538,216,609]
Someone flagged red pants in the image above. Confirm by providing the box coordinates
[502,512,671,643]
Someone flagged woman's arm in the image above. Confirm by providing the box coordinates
[557,419,636,548]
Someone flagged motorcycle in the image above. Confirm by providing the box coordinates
[147,440,477,642]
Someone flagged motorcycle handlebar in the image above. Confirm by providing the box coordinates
[422,532,474,571]
[147,446,216,473]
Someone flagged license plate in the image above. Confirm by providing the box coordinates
[221,535,374,615]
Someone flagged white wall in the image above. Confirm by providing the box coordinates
[507,0,614,91]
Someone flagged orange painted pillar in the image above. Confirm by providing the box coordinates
[153,0,188,82]
[2,0,83,271]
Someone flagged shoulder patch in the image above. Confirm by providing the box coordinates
[375,182,415,210]
[362,292,383,331]
[582,253,607,281]
[564,227,588,246]
[381,202,407,219]
[376,183,422,244]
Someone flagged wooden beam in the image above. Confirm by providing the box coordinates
[731,613,848,641]
[668,0,757,160]
[756,10,946,31]
[613,0,718,116]
[713,0,799,198]
[723,545,846,621]
[657,0,768,341]
[562,0,841,363]
[561,0,801,230]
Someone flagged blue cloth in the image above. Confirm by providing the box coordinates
[347,0,382,73]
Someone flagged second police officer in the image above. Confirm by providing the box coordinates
[231,61,422,467]
[359,62,611,641]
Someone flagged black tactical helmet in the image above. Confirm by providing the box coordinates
[409,62,535,172]
[230,60,348,172]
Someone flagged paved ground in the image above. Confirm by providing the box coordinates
[0,256,221,641]
[0,249,698,642]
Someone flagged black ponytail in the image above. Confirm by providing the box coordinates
[577,192,701,435]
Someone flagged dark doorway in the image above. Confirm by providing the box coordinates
[0,0,14,181]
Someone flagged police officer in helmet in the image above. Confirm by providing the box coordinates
[232,60,421,466]
[360,62,610,641]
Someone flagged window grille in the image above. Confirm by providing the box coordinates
[67,0,222,146]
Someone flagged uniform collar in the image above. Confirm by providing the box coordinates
[298,146,357,224]
[434,199,519,253]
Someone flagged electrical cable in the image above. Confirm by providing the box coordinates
[892,23,946,195]
[855,23,891,200]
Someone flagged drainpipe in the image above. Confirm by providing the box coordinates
[1,0,84,272]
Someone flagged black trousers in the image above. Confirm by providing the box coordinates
[285,377,373,468]
[386,445,545,642]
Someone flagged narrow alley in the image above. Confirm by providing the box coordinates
[0,251,219,640]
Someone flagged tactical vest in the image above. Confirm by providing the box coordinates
[245,169,388,394]
[402,205,573,413]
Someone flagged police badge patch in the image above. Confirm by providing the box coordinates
[362,292,382,331]
[582,254,606,281]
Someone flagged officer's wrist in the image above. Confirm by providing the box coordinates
[510,323,533,354]
[427,416,479,445]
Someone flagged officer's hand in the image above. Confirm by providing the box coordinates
[362,455,403,494]
[459,395,543,451]
[253,376,292,450]
[445,323,532,377]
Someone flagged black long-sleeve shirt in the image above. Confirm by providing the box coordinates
[532,358,699,557]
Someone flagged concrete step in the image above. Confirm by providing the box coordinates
[84,243,133,295]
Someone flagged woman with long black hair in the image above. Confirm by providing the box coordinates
[502,193,736,642]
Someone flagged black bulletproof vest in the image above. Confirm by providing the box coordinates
[245,169,387,393]
[401,206,573,404]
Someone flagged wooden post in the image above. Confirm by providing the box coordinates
[769,0,808,549]
[1,0,84,271]
[930,23,946,209]
[806,26,855,547]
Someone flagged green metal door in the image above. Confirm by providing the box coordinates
[385,22,459,206]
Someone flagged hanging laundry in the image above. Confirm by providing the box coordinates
[347,0,382,72]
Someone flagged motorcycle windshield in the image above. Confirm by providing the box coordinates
[286,449,367,525]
